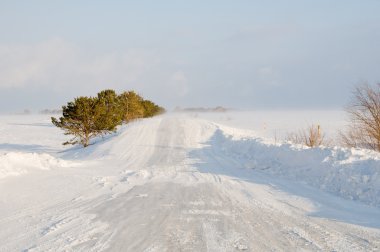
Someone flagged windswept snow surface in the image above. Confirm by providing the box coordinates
[211,125,380,208]
[0,113,380,251]
[190,109,346,140]
[0,152,73,179]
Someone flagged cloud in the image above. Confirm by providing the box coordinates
[169,70,189,97]
[257,66,281,87]
[258,67,274,76]
[0,38,159,92]
[226,24,301,44]
[0,38,74,88]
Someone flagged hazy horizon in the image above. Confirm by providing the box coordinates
[1,1,380,112]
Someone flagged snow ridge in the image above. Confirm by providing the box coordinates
[214,125,380,207]
[0,152,72,179]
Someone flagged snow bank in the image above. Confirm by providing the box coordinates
[215,126,380,207]
[0,152,71,179]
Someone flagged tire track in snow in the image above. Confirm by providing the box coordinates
[92,117,380,251]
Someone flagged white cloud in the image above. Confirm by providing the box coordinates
[0,38,72,88]
[258,67,274,76]
[169,71,189,97]
[257,66,281,87]
[0,38,158,91]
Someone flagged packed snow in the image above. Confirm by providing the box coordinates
[0,112,379,251]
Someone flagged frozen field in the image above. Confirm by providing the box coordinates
[0,112,380,251]
[192,109,347,142]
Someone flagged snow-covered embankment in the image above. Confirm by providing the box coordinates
[214,125,380,207]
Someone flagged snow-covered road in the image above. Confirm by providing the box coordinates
[1,115,380,251]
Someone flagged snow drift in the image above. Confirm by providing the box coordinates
[213,125,380,208]
[0,152,72,179]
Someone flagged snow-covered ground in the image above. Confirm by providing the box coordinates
[192,109,346,142]
[0,112,380,251]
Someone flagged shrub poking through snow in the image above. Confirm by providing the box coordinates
[286,124,325,147]
[52,89,165,147]
[341,83,380,151]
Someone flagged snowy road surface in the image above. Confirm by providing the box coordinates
[1,114,380,251]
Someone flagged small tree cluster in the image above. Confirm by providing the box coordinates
[286,124,325,147]
[52,89,164,147]
[341,83,380,151]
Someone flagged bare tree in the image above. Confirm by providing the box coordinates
[341,83,380,151]
[286,124,325,147]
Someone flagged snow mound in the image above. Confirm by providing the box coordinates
[215,126,380,207]
[0,152,72,179]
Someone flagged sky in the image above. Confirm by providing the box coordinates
[0,0,380,112]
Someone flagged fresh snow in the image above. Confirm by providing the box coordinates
[0,152,73,179]
[191,109,346,140]
[211,124,380,208]
[0,112,380,251]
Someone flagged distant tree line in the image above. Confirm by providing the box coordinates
[40,109,62,115]
[52,89,165,147]
[174,106,228,113]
